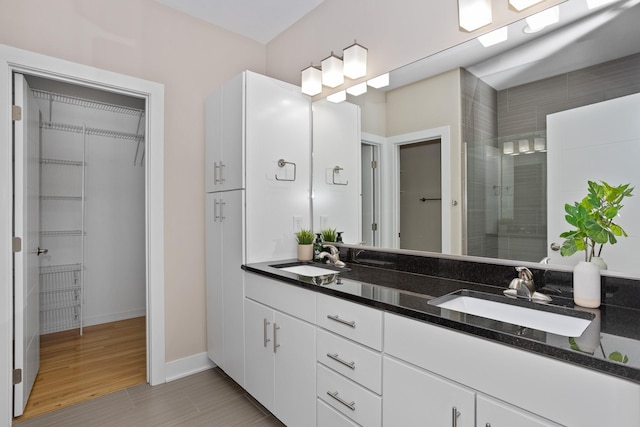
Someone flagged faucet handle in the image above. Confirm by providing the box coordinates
[515,266,533,282]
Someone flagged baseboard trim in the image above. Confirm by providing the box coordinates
[165,352,216,382]
[83,309,146,327]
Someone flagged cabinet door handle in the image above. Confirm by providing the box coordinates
[219,200,226,221]
[273,323,280,353]
[327,314,356,328]
[213,199,220,222]
[326,353,355,370]
[326,390,356,411]
[263,319,271,347]
[452,407,460,427]
[486,424,491,427]
[219,161,226,183]
[213,161,219,184]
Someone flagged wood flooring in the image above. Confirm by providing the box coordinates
[15,316,147,421]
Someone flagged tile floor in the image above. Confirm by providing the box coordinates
[14,368,286,427]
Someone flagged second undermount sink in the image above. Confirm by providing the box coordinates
[272,262,341,277]
[429,290,594,337]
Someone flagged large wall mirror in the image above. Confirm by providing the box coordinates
[312,0,640,278]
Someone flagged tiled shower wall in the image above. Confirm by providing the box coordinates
[465,52,640,262]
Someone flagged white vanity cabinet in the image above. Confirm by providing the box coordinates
[205,70,311,386]
[384,312,640,427]
[244,274,317,427]
[383,356,475,426]
[315,294,383,427]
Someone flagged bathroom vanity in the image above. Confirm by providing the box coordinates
[242,248,640,427]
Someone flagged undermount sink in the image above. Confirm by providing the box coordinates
[429,290,594,337]
[272,262,341,277]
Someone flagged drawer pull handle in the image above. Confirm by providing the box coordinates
[327,314,356,328]
[327,353,356,370]
[327,390,356,411]
[273,323,280,353]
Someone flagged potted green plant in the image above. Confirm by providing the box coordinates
[295,228,315,261]
[320,228,337,243]
[559,180,633,308]
[560,180,634,262]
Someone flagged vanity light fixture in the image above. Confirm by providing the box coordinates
[508,0,545,11]
[523,6,559,33]
[301,65,322,96]
[478,27,508,47]
[367,73,390,89]
[343,42,368,79]
[586,0,617,8]
[458,0,492,32]
[327,90,347,103]
[534,137,547,152]
[503,141,514,155]
[519,139,531,153]
[346,82,368,96]
[321,52,344,88]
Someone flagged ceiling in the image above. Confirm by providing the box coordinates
[153,0,325,44]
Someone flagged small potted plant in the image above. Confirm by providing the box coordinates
[559,180,633,308]
[321,228,337,243]
[295,228,315,261]
[560,180,633,263]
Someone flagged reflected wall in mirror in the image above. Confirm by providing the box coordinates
[311,0,640,277]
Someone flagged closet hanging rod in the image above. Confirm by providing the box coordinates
[32,89,145,116]
[41,120,145,142]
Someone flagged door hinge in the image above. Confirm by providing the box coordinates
[12,105,22,121]
[13,368,22,385]
[371,160,377,169]
[12,237,22,253]
[371,223,378,231]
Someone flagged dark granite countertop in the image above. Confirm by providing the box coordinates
[243,253,640,385]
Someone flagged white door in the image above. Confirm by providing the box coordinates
[547,93,640,275]
[361,144,377,246]
[13,73,41,417]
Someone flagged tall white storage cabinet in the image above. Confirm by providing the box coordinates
[205,71,311,386]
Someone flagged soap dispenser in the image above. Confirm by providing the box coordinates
[314,233,323,261]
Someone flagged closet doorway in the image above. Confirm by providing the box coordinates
[15,74,147,420]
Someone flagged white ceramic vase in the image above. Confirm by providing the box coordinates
[297,244,313,261]
[573,260,601,308]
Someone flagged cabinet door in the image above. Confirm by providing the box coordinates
[205,88,222,193]
[244,299,275,413]
[220,72,244,190]
[221,190,245,385]
[477,395,561,427]
[274,311,316,427]
[205,193,223,366]
[383,356,475,427]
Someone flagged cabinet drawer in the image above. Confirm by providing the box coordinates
[316,293,383,350]
[245,272,315,323]
[317,364,381,427]
[316,328,382,394]
[317,399,359,427]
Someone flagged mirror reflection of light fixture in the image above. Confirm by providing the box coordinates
[508,0,544,11]
[346,82,367,96]
[321,52,344,88]
[343,42,368,79]
[519,139,531,153]
[327,90,346,103]
[301,65,322,96]
[534,137,547,152]
[503,141,514,155]
[367,73,389,89]
[458,0,492,32]
[478,27,508,47]
[524,6,559,33]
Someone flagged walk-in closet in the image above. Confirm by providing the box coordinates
[18,75,147,419]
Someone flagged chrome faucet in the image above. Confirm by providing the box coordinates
[319,244,346,268]
[509,266,536,300]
